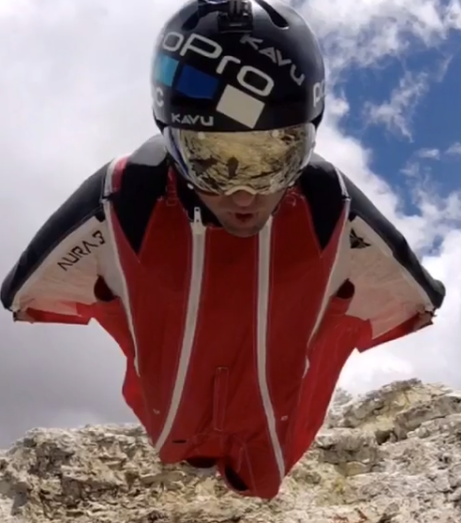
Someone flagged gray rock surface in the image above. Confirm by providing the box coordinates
[1,378,461,522]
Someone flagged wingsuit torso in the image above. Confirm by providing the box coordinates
[1,135,445,499]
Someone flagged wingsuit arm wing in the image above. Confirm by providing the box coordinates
[341,172,446,351]
[0,162,113,325]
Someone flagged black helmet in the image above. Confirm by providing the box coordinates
[150,0,326,195]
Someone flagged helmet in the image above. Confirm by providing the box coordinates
[150,0,326,195]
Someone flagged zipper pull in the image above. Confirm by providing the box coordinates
[192,207,206,235]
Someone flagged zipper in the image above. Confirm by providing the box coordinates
[153,206,206,451]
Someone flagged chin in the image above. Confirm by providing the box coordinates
[222,223,265,238]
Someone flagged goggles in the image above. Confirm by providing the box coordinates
[163,123,316,195]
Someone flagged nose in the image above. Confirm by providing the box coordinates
[228,190,256,208]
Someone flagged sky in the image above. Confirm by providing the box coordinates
[0,0,461,448]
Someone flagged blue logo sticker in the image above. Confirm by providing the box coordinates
[176,65,219,99]
[154,53,219,99]
[154,54,179,87]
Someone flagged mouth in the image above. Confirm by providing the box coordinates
[232,212,256,223]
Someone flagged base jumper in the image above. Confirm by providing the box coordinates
[1,0,445,499]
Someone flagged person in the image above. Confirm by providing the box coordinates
[1,0,445,500]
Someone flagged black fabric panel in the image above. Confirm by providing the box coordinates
[110,157,169,253]
[297,157,347,250]
[1,164,108,311]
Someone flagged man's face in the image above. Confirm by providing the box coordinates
[197,189,285,238]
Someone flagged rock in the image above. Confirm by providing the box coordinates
[1,379,461,522]
[314,428,379,475]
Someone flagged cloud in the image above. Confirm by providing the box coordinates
[405,142,461,173]
[424,142,461,158]
[401,141,461,208]
[417,148,441,159]
[363,71,430,139]
[0,0,461,449]
[361,51,451,140]
[446,142,461,155]
[300,0,461,77]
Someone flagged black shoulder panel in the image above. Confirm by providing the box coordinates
[297,153,348,250]
[342,170,445,309]
[110,138,169,253]
[1,164,108,311]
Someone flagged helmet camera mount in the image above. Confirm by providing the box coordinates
[197,0,253,32]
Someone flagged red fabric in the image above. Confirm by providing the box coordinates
[89,176,371,499]
[357,313,422,352]
[17,308,90,325]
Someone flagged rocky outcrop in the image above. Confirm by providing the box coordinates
[1,378,461,522]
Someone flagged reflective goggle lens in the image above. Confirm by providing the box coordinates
[165,123,315,195]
